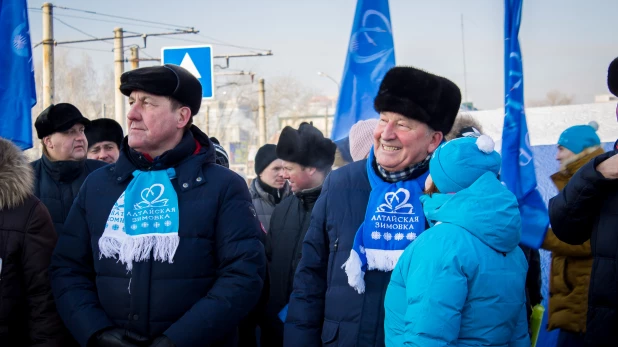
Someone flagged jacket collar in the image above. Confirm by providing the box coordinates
[112,126,216,186]
[551,146,605,190]
[41,151,85,182]
[557,146,605,176]
[294,184,322,209]
[252,178,291,205]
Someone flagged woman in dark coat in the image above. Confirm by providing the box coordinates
[0,137,67,346]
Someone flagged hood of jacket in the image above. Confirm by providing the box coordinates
[0,138,34,210]
[420,171,521,253]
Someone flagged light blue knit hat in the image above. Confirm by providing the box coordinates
[430,135,501,194]
[557,122,600,154]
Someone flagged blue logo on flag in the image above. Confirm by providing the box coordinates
[0,0,36,150]
[331,0,395,140]
[161,45,214,99]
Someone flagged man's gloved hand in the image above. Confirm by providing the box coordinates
[89,328,139,347]
[149,335,175,347]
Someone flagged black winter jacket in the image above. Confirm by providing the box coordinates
[549,150,618,346]
[50,127,266,347]
[266,186,321,318]
[0,138,69,346]
[31,154,106,232]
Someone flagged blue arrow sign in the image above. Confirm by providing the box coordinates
[161,45,214,99]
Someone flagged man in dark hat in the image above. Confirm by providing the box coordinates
[284,67,461,347]
[50,64,266,347]
[549,57,618,346]
[250,144,291,232]
[261,123,336,346]
[32,103,107,233]
[85,118,124,164]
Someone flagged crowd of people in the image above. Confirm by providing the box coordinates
[1,57,617,347]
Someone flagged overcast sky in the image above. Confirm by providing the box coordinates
[28,0,618,110]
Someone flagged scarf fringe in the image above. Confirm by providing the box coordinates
[365,249,404,272]
[342,249,366,294]
[99,234,179,271]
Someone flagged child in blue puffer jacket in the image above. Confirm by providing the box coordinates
[384,135,530,347]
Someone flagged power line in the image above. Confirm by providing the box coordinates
[54,17,113,45]
[53,6,193,30]
[29,8,181,32]
[195,33,271,52]
[55,45,113,53]
[29,7,269,54]
[157,35,270,53]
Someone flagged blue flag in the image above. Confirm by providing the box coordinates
[0,0,36,150]
[331,0,395,140]
[502,0,549,249]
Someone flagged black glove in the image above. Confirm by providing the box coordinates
[89,328,139,347]
[149,335,175,347]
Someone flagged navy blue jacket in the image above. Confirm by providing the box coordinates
[50,127,266,347]
[31,155,106,232]
[285,160,428,347]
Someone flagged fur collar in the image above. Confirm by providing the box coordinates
[0,138,34,210]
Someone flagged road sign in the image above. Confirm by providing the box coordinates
[161,45,214,99]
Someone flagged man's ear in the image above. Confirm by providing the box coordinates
[43,135,53,149]
[177,107,192,129]
[306,166,317,176]
[427,131,444,154]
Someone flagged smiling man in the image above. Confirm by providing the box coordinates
[283,67,461,347]
[50,64,266,347]
[85,118,124,164]
[32,103,107,233]
[261,122,336,346]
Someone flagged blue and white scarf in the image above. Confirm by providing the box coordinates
[99,168,180,271]
[342,148,428,294]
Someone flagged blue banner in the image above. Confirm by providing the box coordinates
[330,0,395,140]
[502,0,549,249]
[0,0,36,150]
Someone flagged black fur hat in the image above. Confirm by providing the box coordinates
[374,66,461,134]
[608,57,618,97]
[35,103,90,139]
[276,122,336,170]
[85,118,124,149]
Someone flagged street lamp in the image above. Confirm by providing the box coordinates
[317,72,340,137]
[317,71,340,89]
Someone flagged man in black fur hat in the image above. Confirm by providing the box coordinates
[85,118,124,164]
[284,67,461,347]
[261,122,336,347]
[549,57,618,346]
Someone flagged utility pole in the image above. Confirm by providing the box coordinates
[42,2,54,108]
[204,105,210,135]
[258,79,266,146]
[130,46,139,70]
[324,105,329,137]
[114,28,125,129]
